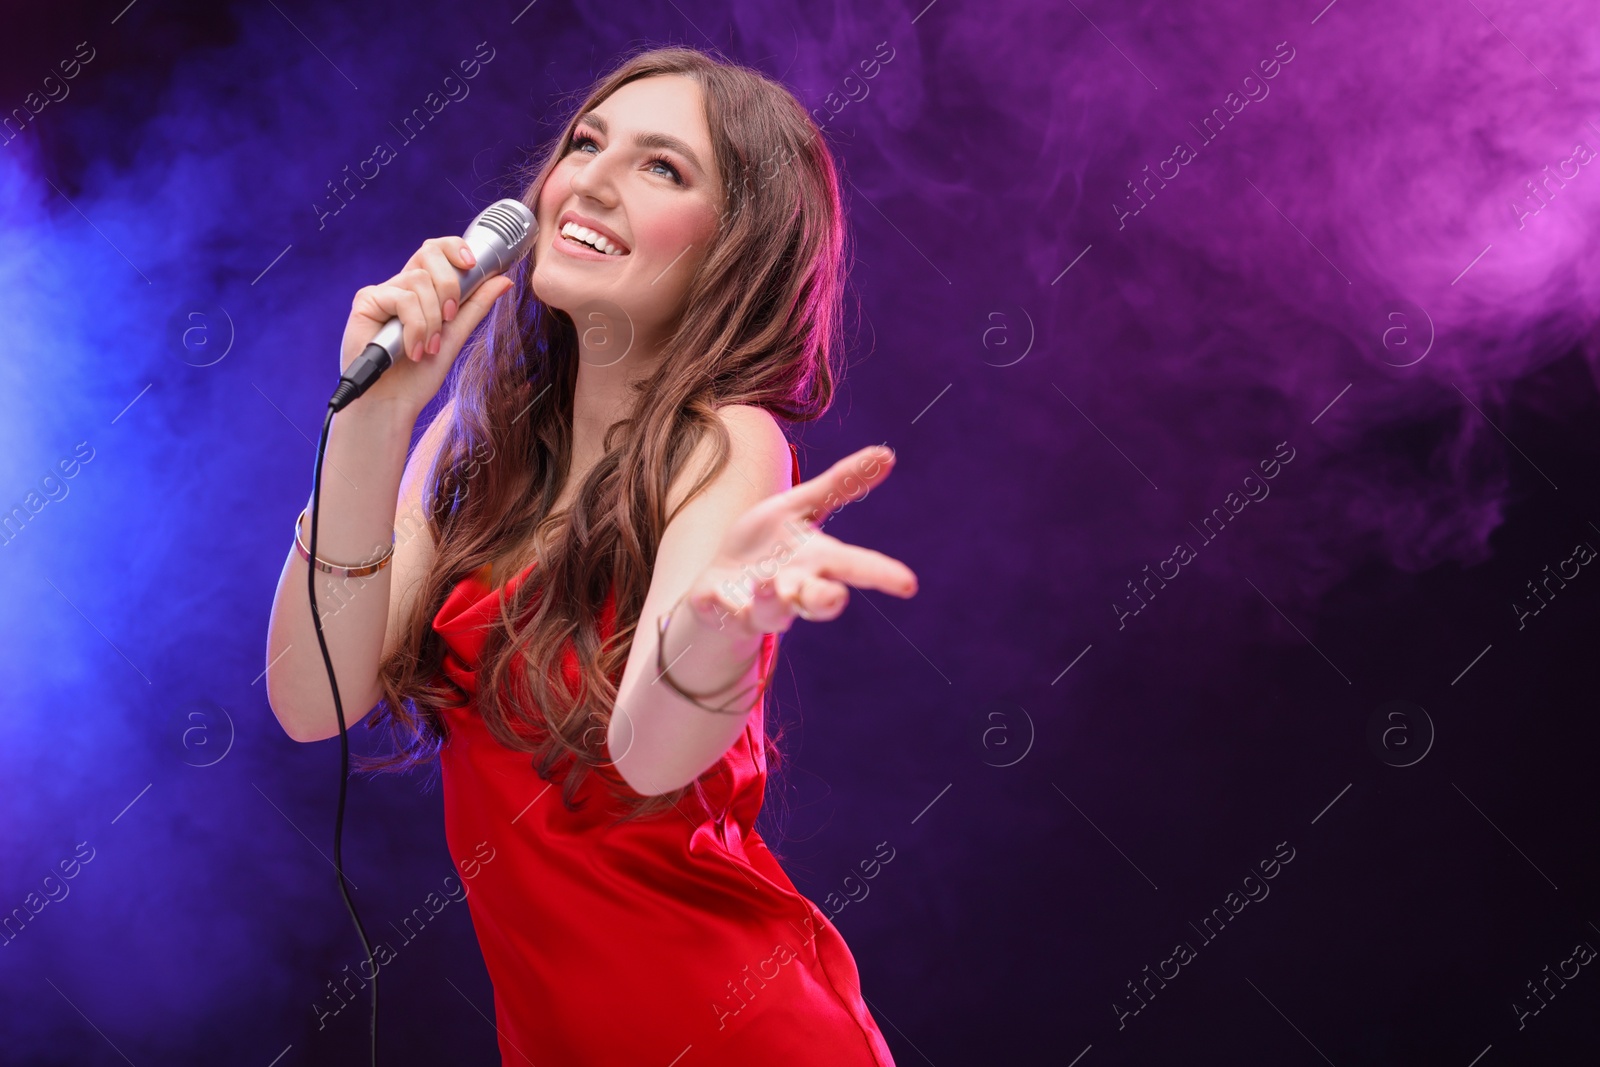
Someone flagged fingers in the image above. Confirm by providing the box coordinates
[414,240,464,326]
[769,569,851,623]
[398,237,478,361]
[433,276,514,359]
[399,267,447,360]
[751,534,915,630]
[355,282,429,361]
[788,444,896,527]
[448,274,514,340]
[713,530,917,635]
[424,236,479,319]
[798,538,918,599]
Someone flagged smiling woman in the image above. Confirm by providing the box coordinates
[528,71,731,355]
[265,43,911,1066]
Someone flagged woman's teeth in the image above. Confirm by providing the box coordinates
[559,222,625,256]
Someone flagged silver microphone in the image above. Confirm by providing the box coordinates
[329,198,536,412]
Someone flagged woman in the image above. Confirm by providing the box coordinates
[266,45,916,1065]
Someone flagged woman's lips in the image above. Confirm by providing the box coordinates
[554,232,622,260]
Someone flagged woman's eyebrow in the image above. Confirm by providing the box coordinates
[576,111,706,177]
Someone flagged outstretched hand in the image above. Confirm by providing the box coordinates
[684,444,919,637]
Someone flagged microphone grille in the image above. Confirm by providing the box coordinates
[474,200,534,250]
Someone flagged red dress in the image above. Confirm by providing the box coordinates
[430,511,897,1064]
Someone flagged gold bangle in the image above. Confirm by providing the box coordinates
[655,595,768,716]
[294,507,395,578]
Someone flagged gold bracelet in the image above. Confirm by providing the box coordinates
[655,595,768,715]
[294,507,396,578]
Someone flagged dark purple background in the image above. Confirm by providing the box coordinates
[2,0,1597,1063]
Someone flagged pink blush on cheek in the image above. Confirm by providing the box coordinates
[536,170,575,246]
[633,206,717,265]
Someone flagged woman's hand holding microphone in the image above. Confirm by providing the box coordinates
[338,236,518,418]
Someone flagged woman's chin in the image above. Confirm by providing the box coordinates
[534,272,610,313]
[530,274,580,316]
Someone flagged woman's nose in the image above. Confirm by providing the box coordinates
[568,154,618,204]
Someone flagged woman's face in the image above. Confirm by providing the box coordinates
[531,74,724,355]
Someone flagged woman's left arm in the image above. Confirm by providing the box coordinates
[607,406,917,798]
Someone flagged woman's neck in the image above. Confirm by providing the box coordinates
[485,329,662,585]
[570,332,662,461]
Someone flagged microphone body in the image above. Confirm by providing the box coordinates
[329,198,536,412]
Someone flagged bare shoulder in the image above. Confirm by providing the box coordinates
[714,403,790,467]
[666,404,793,519]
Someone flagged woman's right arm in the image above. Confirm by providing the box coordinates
[264,235,516,743]
[265,394,464,742]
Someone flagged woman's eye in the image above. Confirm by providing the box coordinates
[648,157,683,183]
[570,133,599,154]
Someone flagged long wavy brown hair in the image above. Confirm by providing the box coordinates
[356,45,849,828]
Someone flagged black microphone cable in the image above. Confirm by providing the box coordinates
[306,406,382,1067]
